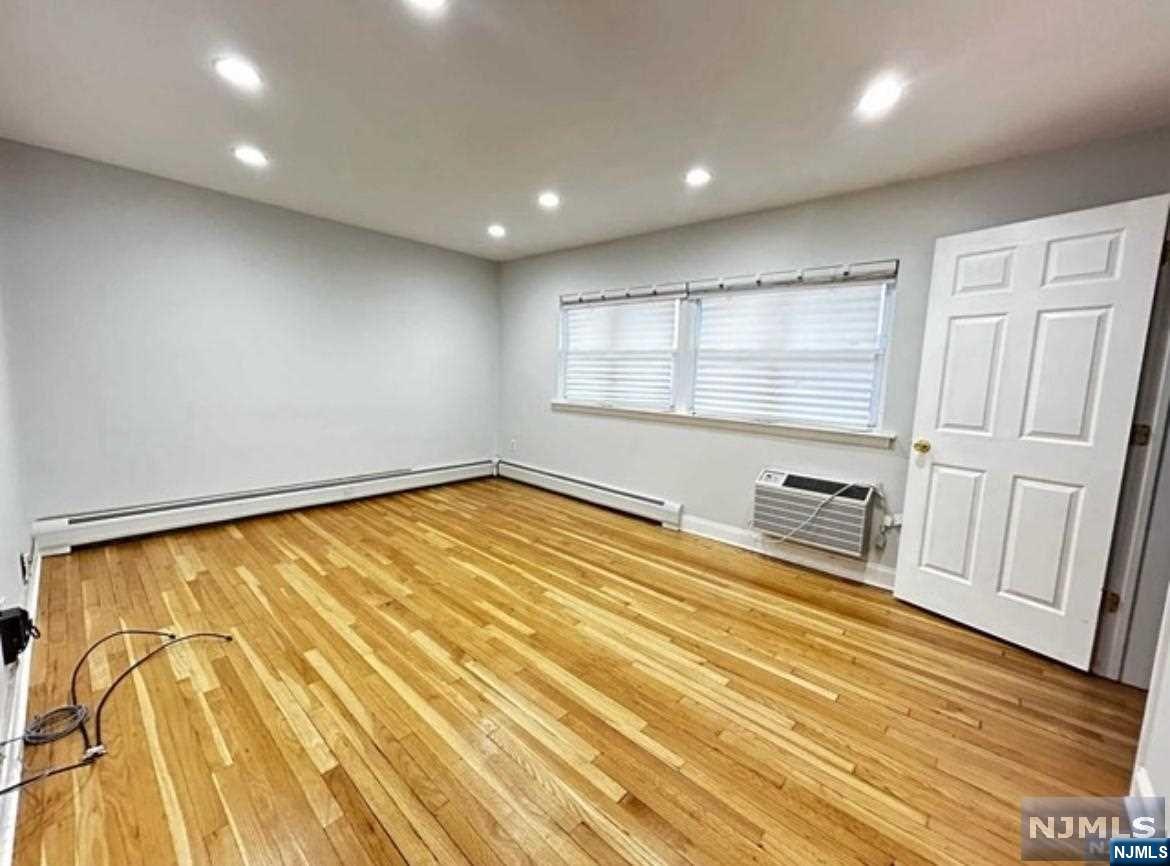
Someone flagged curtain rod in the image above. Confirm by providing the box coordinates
[560,258,898,306]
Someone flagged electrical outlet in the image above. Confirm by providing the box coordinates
[509,438,518,454]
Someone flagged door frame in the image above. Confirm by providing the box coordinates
[1094,250,1170,679]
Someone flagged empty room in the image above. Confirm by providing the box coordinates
[2,1,1170,864]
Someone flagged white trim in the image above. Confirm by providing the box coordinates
[550,400,897,448]
[1131,765,1156,799]
[670,297,695,414]
[0,550,43,866]
[31,459,495,552]
[497,460,682,527]
[679,513,895,590]
[868,281,897,432]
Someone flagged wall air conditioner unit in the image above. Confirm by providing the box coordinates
[753,470,875,559]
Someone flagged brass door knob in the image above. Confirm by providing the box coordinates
[912,439,932,454]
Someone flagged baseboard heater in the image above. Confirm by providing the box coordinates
[497,460,682,527]
[31,458,495,553]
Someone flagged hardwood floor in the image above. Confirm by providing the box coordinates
[14,478,1146,866]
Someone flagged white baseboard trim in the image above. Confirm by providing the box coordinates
[1131,764,1156,798]
[0,551,43,866]
[497,460,682,527]
[31,459,495,552]
[680,513,896,590]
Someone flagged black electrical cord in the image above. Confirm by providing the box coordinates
[0,629,176,752]
[0,627,231,797]
[68,628,175,752]
[0,756,97,795]
[93,631,230,746]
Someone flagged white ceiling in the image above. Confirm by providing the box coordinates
[3,1,1170,261]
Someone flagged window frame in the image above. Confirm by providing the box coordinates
[689,279,896,431]
[555,296,682,412]
[554,277,898,445]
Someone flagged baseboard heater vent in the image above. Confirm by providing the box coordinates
[753,469,874,558]
[497,460,682,527]
[32,459,495,553]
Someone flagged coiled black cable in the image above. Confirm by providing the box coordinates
[0,627,231,796]
[22,705,89,746]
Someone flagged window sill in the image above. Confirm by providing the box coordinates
[550,401,897,449]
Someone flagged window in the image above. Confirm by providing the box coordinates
[556,271,895,434]
[693,282,892,429]
[558,299,679,410]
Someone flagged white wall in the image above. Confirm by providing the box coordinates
[0,139,500,518]
[498,125,1170,571]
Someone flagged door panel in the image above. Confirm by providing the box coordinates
[896,195,1170,668]
[919,464,984,582]
[954,247,1016,294]
[937,315,1005,433]
[997,477,1081,609]
[1020,307,1109,442]
[1043,230,1123,286]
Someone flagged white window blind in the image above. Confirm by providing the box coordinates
[556,263,897,435]
[559,300,678,409]
[693,282,892,429]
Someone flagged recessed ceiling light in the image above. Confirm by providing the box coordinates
[213,56,263,93]
[487,224,507,239]
[685,166,712,188]
[856,73,905,120]
[404,0,447,14]
[233,144,269,168]
[537,191,561,210]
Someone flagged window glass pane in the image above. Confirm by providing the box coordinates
[562,300,677,409]
[694,283,888,429]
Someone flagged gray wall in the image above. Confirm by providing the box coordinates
[498,125,1170,569]
[0,139,500,518]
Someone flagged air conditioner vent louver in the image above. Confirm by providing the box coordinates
[753,470,874,559]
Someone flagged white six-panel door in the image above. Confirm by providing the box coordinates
[895,195,1170,669]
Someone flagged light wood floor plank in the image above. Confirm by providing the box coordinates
[14,478,1145,866]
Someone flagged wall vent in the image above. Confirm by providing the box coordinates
[753,469,875,558]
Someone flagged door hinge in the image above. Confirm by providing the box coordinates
[1131,423,1152,446]
[1104,590,1121,613]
